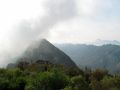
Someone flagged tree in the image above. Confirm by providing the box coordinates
[65,75,90,90]
[30,70,69,90]
[17,61,29,71]
[90,69,108,81]
[101,76,120,90]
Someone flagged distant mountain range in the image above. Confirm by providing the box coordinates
[89,39,120,46]
[55,44,120,73]
[13,39,77,68]
[7,39,120,73]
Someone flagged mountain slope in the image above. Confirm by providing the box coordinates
[17,39,77,67]
[55,44,120,73]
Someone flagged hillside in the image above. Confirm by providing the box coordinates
[56,44,120,73]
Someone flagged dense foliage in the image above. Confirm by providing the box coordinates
[1,61,120,90]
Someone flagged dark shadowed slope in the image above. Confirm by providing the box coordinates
[17,39,77,68]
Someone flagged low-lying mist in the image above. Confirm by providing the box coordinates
[0,0,77,67]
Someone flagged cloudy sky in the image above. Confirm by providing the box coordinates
[0,0,120,66]
[0,0,120,44]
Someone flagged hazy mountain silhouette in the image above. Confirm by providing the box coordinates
[90,39,120,46]
[56,44,120,73]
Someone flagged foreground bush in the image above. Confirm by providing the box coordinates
[26,70,69,90]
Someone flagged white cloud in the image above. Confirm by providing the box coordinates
[48,0,120,43]
[76,0,97,15]
[49,17,120,43]
[0,0,120,66]
[0,0,77,67]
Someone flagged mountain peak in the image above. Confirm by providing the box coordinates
[39,39,53,47]
[18,39,77,68]
[40,39,49,43]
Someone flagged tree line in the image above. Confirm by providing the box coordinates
[0,60,120,90]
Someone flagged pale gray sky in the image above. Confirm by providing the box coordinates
[0,0,120,66]
[0,0,120,44]
[48,0,120,43]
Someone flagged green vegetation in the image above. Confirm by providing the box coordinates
[1,61,120,90]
